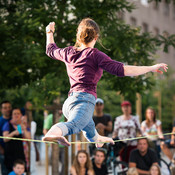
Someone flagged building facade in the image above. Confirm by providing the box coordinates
[123,0,175,69]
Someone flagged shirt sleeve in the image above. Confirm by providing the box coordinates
[150,149,158,163]
[43,114,53,130]
[2,122,9,132]
[141,121,147,136]
[134,116,142,133]
[95,50,124,77]
[156,120,161,126]
[46,43,67,62]
[129,150,137,163]
[113,117,119,135]
[107,114,112,122]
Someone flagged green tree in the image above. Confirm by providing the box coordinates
[0,0,174,107]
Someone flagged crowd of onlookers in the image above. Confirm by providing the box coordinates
[0,101,37,175]
[0,98,175,175]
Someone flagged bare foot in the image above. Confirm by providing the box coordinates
[42,135,71,146]
[42,124,71,146]
[95,135,114,148]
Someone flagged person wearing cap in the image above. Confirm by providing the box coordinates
[93,98,113,137]
[88,98,112,156]
[112,101,142,163]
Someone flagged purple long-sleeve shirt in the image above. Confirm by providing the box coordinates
[46,43,124,98]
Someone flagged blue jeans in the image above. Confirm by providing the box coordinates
[57,92,98,142]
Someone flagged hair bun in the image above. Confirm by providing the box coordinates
[75,18,100,47]
[80,27,96,44]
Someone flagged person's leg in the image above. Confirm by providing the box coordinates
[43,92,97,146]
[59,147,65,175]
[82,118,114,147]
[43,92,114,147]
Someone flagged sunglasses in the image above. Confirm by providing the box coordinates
[96,102,103,106]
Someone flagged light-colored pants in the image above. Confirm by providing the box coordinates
[57,92,98,142]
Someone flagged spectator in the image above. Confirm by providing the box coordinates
[21,115,31,172]
[150,164,161,175]
[23,101,39,175]
[43,110,65,175]
[170,119,175,146]
[141,107,173,161]
[8,159,25,175]
[3,108,30,172]
[113,101,142,163]
[70,150,94,175]
[93,98,112,137]
[129,138,158,175]
[127,167,139,175]
[0,100,12,175]
[89,98,113,155]
[92,149,108,175]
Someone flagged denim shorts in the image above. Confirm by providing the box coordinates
[56,92,98,142]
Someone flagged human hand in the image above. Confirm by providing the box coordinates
[151,63,168,74]
[170,139,175,146]
[21,123,27,131]
[13,130,20,136]
[46,22,55,34]
[96,123,106,130]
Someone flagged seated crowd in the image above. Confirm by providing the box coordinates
[0,98,175,175]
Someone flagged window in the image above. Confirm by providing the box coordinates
[153,27,159,37]
[163,2,170,16]
[130,17,137,26]
[142,22,148,32]
[163,31,169,52]
[153,1,159,10]
[173,5,175,20]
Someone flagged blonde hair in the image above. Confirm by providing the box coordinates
[150,164,161,175]
[72,150,94,175]
[127,167,139,175]
[75,18,100,47]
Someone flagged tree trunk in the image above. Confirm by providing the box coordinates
[51,98,62,175]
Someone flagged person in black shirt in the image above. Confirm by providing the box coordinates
[93,98,112,137]
[129,138,158,175]
[89,98,113,156]
[92,149,108,175]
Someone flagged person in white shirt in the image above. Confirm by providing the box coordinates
[141,107,173,161]
[113,101,142,163]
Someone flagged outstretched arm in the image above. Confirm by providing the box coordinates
[46,22,55,46]
[124,63,168,76]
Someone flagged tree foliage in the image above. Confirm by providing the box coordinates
[0,0,175,108]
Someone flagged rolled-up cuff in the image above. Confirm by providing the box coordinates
[84,130,99,142]
[56,122,68,136]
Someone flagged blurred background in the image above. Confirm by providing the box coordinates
[0,0,175,174]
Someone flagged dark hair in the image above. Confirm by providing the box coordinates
[138,138,149,145]
[0,100,11,109]
[75,18,100,47]
[13,159,25,167]
[94,148,106,157]
[12,108,22,114]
